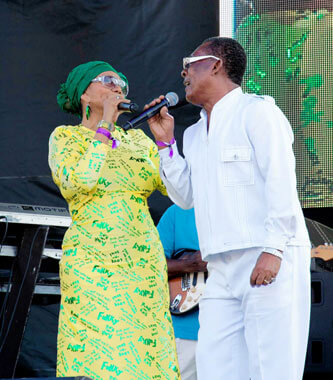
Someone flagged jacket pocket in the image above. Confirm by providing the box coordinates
[221,146,254,186]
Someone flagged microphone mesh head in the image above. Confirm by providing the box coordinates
[165,92,179,107]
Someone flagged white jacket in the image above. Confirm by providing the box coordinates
[159,88,310,259]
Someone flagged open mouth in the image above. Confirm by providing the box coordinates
[183,79,190,87]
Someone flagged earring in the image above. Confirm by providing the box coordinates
[86,105,91,120]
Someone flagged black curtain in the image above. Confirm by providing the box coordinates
[1,2,219,376]
[0,0,219,221]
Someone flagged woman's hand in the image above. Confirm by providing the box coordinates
[145,96,175,144]
[101,92,131,124]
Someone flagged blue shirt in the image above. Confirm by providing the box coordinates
[157,204,200,340]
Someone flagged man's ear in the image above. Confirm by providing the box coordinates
[212,59,223,76]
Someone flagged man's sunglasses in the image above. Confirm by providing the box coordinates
[183,55,221,70]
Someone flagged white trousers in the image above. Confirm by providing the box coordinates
[196,246,311,380]
[176,338,197,380]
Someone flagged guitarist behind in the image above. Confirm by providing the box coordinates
[157,204,207,380]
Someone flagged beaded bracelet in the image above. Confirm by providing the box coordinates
[156,138,176,158]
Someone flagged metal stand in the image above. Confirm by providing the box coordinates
[0,225,49,378]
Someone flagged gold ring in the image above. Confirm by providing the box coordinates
[263,279,271,284]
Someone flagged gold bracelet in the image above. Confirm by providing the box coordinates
[97,120,114,132]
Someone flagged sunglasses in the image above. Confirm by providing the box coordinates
[91,75,129,96]
[183,55,221,70]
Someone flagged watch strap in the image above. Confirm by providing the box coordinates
[97,120,113,131]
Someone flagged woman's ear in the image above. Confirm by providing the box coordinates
[81,92,90,105]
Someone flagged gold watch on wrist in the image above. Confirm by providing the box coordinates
[97,120,114,132]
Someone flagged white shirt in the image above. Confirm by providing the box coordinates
[159,87,310,259]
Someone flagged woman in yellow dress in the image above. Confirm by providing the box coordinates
[48,61,180,380]
[237,0,333,207]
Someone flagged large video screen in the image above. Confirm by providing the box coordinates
[221,1,333,208]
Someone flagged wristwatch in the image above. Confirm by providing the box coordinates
[263,247,283,260]
[97,120,113,132]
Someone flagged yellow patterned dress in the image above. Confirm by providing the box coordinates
[48,124,180,380]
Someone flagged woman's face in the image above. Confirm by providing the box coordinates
[82,70,125,111]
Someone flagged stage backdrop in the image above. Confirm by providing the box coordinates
[229,0,333,208]
[0,0,219,222]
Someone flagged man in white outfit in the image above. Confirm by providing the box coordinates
[146,37,311,380]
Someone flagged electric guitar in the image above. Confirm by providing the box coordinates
[311,245,333,261]
[168,249,208,315]
[168,244,333,315]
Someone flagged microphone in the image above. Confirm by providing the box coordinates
[118,102,139,113]
[122,92,179,131]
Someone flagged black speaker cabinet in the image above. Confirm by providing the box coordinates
[305,272,333,375]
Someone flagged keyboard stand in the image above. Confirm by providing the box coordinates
[0,225,49,377]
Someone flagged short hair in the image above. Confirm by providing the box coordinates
[201,37,247,86]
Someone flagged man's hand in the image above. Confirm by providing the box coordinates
[167,251,207,279]
[145,96,175,144]
[180,251,208,272]
[250,252,281,286]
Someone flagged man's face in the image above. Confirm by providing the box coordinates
[182,45,215,106]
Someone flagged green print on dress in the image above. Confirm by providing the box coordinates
[49,124,180,379]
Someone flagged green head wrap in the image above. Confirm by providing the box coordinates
[57,61,128,117]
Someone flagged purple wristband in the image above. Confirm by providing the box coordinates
[96,127,111,140]
[156,138,176,158]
